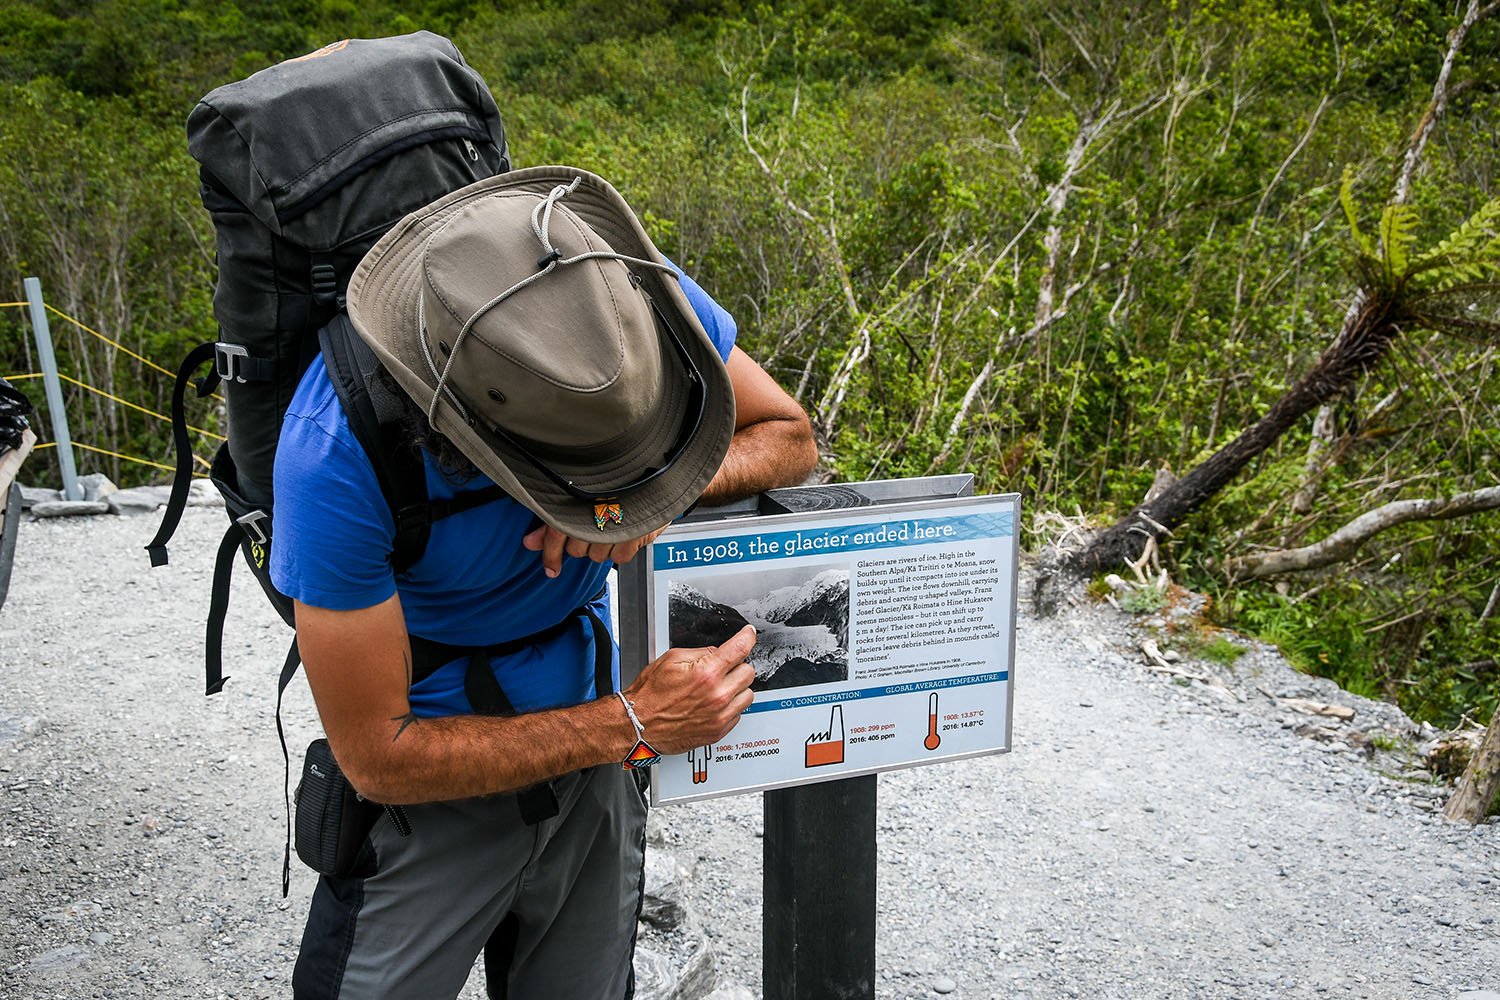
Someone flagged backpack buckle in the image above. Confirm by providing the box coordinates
[214,343,273,384]
[215,343,251,383]
[311,264,339,307]
[236,509,271,546]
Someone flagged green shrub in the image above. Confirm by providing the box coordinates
[1119,584,1167,615]
[1181,633,1248,666]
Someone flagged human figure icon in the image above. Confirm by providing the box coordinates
[689,744,712,784]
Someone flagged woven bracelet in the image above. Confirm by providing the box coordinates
[616,692,661,770]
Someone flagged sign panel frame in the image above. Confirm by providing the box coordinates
[645,492,1020,805]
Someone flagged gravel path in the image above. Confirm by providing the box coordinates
[1,506,1497,999]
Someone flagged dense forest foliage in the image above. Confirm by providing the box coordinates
[0,1,1496,728]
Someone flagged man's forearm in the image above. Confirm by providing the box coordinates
[345,696,635,805]
[700,415,818,505]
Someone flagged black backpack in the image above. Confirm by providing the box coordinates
[147,32,511,695]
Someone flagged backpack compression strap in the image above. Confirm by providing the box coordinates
[145,342,221,567]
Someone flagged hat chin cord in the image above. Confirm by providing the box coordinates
[420,176,682,435]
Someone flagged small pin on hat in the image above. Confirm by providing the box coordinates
[593,501,622,532]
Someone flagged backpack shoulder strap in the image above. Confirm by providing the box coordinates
[318,314,432,572]
[317,315,506,572]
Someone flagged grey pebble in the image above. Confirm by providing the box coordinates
[932,977,958,994]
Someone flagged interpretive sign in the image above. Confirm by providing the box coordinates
[646,493,1019,804]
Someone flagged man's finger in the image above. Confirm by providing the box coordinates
[611,526,667,566]
[727,686,755,717]
[540,527,568,578]
[724,659,756,692]
[703,624,757,669]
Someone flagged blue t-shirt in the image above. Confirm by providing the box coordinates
[270,269,736,718]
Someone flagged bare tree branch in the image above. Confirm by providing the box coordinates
[734,79,860,320]
[925,276,1087,474]
[1226,486,1500,578]
[1480,579,1499,623]
[1394,0,1489,206]
[1289,403,1338,518]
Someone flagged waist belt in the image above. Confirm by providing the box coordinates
[405,588,612,825]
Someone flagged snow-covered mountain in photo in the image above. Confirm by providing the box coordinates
[749,569,850,648]
[667,581,752,647]
[667,570,850,691]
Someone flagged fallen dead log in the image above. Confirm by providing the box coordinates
[1444,709,1500,824]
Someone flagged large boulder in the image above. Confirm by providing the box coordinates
[31,500,109,518]
[107,485,172,517]
[77,473,118,502]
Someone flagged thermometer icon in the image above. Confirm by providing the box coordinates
[924,693,941,751]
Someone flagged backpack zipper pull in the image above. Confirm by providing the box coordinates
[463,138,479,161]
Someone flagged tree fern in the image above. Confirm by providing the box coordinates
[1340,175,1500,343]
[1378,203,1419,282]
[1412,198,1500,267]
[1410,199,1500,299]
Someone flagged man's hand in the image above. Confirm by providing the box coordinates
[623,624,758,755]
[522,523,667,578]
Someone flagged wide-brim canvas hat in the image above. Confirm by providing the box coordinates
[346,166,735,542]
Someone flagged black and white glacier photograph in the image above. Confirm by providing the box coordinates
[667,565,850,691]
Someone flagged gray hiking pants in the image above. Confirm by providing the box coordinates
[292,764,648,999]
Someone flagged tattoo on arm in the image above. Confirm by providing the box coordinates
[391,649,418,741]
[391,710,419,742]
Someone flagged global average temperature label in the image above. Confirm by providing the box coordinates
[646,494,1018,804]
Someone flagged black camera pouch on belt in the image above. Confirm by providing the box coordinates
[294,738,384,878]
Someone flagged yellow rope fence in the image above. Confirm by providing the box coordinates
[42,303,181,381]
[3,300,221,478]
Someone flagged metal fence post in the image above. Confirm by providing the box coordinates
[23,277,82,500]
